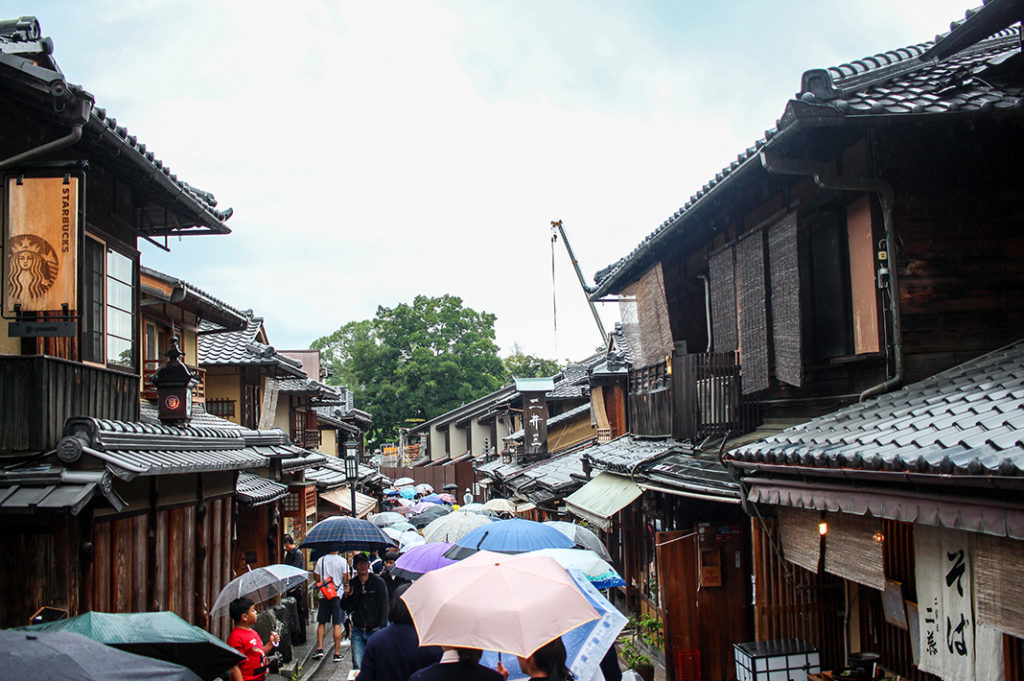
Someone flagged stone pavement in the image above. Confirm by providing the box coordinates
[268,612,353,681]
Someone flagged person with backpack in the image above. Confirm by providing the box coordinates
[312,549,348,663]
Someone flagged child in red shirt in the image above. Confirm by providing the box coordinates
[227,597,281,681]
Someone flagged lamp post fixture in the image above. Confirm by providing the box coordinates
[149,336,197,426]
[344,440,359,518]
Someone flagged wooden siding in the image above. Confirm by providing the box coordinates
[382,460,476,500]
[0,355,139,452]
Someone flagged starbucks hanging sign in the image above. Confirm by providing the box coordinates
[3,175,79,316]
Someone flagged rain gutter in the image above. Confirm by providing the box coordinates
[759,148,903,401]
[0,89,92,170]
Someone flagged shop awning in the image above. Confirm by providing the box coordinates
[564,472,643,530]
[320,486,377,518]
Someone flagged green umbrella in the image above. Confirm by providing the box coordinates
[15,611,244,681]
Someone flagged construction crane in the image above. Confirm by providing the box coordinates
[551,220,607,345]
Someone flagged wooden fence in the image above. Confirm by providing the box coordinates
[379,460,475,498]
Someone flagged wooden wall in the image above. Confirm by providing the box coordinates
[0,513,81,627]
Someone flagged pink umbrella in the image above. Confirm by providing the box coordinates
[438,493,456,504]
[401,550,599,657]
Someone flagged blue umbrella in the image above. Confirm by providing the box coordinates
[299,516,392,553]
[399,487,417,499]
[420,493,443,504]
[480,568,627,681]
[444,518,574,559]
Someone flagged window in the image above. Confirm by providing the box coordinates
[81,236,136,369]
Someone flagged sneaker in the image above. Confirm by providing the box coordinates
[333,654,343,663]
[312,650,324,660]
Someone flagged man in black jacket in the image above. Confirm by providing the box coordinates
[341,553,389,669]
[282,535,307,645]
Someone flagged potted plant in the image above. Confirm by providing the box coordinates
[618,614,663,681]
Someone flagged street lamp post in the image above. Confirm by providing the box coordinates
[344,440,358,518]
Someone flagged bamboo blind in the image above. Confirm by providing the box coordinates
[778,507,822,574]
[709,246,737,353]
[823,512,885,591]
[976,533,1024,639]
[737,232,769,394]
[768,212,802,387]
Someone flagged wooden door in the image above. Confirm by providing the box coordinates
[657,530,699,681]
[695,522,751,681]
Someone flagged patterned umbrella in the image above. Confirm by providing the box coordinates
[299,516,392,553]
[482,498,516,514]
[391,542,457,580]
[438,493,456,504]
[523,548,625,589]
[543,521,613,561]
[444,518,574,559]
[422,510,494,543]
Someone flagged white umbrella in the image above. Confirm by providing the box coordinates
[482,498,516,515]
[544,521,612,561]
[393,477,416,487]
[458,503,494,515]
[399,529,426,551]
[422,510,494,543]
[370,511,407,527]
[210,564,309,616]
[415,483,434,493]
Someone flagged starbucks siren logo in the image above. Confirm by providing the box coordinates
[7,234,59,300]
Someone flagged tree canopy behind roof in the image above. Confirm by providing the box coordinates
[312,294,506,443]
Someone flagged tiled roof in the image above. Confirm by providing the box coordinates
[236,472,288,506]
[0,18,232,234]
[504,449,588,499]
[198,316,305,376]
[590,9,1024,299]
[582,435,687,473]
[547,358,600,400]
[506,403,592,442]
[304,457,388,490]
[0,465,125,515]
[281,450,327,471]
[727,339,1024,477]
[644,453,741,500]
[140,267,248,329]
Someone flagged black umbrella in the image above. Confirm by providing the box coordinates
[442,483,459,492]
[16,611,242,681]
[0,630,203,681]
[299,515,392,553]
[409,504,452,529]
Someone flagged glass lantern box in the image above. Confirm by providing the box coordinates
[733,639,820,681]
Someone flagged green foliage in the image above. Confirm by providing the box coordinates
[502,344,560,380]
[618,614,664,670]
[312,295,505,443]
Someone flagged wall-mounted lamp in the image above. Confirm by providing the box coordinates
[873,531,885,544]
[818,521,829,536]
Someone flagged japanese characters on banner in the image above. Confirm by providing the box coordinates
[3,176,79,315]
[914,525,1004,681]
[522,390,548,457]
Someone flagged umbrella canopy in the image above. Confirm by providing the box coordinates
[16,611,242,681]
[391,542,457,580]
[390,520,417,533]
[442,483,459,491]
[445,518,574,559]
[479,566,628,681]
[438,493,456,504]
[370,511,407,528]
[482,498,516,514]
[543,521,613,561]
[421,510,493,543]
[458,502,493,515]
[382,526,405,544]
[398,529,426,551]
[211,564,309,617]
[402,551,599,657]
[0,630,203,681]
[399,487,417,499]
[415,483,434,493]
[299,516,392,553]
[410,505,452,529]
[419,493,443,504]
[394,477,416,487]
[523,548,625,589]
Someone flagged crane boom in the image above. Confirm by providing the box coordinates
[551,220,607,343]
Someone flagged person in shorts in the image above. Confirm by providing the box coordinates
[313,549,349,662]
[227,597,280,681]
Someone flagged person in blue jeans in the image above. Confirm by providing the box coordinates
[341,553,389,669]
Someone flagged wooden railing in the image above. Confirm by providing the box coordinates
[628,351,758,441]
[141,359,206,403]
[0,355,140,452]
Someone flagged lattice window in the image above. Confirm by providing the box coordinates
[207,398,235,418]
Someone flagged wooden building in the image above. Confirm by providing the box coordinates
[585,3,1024,679]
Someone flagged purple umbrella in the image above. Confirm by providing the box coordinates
[408,501,436,514]
[392,542,457,580]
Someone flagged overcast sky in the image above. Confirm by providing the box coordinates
[21,0,970,363]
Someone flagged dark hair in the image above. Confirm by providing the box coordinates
[353,553,371,566]
[529,638,572,681]
[383,549,400,561]
[283,534,295,545]
[389,583,414,625]
[229,597,254,623]
[454,647,483,664]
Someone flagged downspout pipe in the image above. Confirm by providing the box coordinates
[0,93,93,170]
[759,149,902,402]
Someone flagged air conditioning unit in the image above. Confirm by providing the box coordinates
[697,376,737,424]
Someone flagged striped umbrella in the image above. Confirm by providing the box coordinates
[299,516,391,553]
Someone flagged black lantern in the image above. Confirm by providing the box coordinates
[149,336,197,426]
[344,440,359,517]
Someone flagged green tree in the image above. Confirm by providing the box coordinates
[502,344,560,379]
[311,295,505,444]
